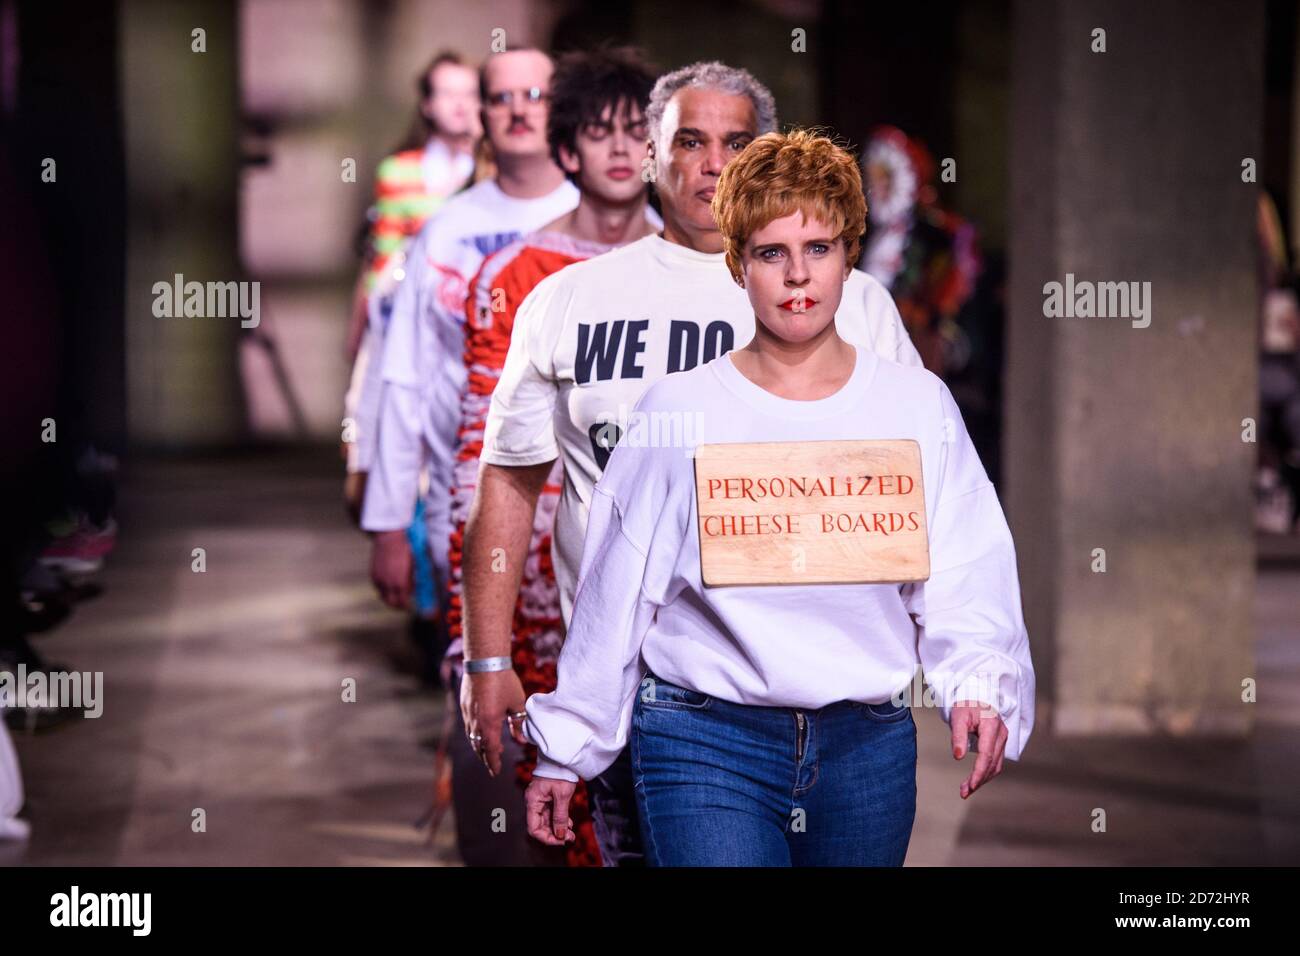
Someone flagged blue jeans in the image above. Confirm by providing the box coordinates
[631,671,917,866]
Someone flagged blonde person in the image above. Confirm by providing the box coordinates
[520,129,1036,866]
[343,52,481,516]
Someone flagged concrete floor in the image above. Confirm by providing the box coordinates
[6,450,1299,865]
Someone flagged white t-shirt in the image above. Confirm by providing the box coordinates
[481,233,924,625]
[523,344,1036,782]
[360,177,579,534]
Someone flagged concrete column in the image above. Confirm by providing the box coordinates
[1007,0,1263,735]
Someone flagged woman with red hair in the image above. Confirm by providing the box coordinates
[522,129,1037,866]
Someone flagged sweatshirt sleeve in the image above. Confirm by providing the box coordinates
[359,234,432,531]
[901,381,1036,760]
[857,269,924,368]
[351,290,394,474]
[360,380,425,531]
[524,484,662,782]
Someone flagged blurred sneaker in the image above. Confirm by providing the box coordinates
[38,516,117,573]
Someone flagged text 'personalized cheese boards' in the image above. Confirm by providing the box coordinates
[693,439,930,586]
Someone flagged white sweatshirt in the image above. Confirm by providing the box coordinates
[523,343,1036,783]
[360,178,579,534]
[481,234,923,627]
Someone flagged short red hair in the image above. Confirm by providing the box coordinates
[711,128,867,281]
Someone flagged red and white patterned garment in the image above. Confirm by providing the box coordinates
[449,230,616,867]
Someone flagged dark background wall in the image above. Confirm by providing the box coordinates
[5,0,126,456]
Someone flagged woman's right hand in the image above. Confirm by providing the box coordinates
[524,776,577,846]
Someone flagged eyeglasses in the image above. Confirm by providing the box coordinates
[485,87,550,109]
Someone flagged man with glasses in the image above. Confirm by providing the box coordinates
[342,52,481,680]
[485,86,548,109]
[361,46,577,866]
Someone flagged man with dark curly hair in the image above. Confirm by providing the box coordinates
[448,46,661,866]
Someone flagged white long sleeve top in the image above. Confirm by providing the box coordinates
[523,343,1036,783]
[360,178,578,532]
[480,234,923,626]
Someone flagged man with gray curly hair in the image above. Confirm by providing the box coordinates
[641,60,778,253]
[644,60,778,150]
[461,59,922,867]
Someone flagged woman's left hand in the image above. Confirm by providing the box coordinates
[524,776,578,845]
[949,700,1008,799]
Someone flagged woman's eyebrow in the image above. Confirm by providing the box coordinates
[753,238,836,249]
